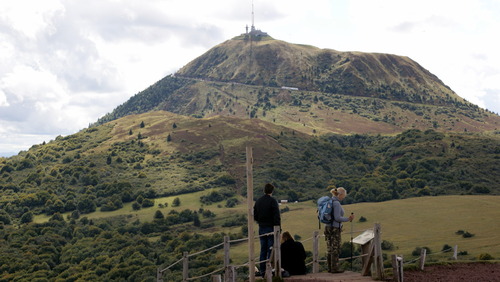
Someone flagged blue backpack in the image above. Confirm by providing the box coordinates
[317,196,335,225]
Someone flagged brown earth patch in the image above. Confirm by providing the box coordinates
[403,262,500,282]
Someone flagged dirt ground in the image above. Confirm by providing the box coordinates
[403,262,500,282]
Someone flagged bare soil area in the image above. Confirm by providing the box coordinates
[404,262,500,282]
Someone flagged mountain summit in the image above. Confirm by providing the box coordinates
[97,36,499,135]
[177,35,462,106]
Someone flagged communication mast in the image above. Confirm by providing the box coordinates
[251,0,255,32]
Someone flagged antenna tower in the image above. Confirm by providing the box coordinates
[251,0,255,32]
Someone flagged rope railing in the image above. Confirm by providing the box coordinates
[392,245,459,282]
[186,266,225,281]
[187,242,224,258]
[159,257,184,273]
[157,224,384,282]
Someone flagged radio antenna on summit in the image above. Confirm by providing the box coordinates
[251,0,255,32]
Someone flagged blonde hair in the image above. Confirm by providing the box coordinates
[330,187,347,197]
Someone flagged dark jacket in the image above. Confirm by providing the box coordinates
[253,194,281,227]
[281,239,307,275]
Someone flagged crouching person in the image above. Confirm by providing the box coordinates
[280,231,307,276]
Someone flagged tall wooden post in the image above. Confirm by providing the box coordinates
[273,225,282,278]
[419,248,427,270]
[312,230,319,273]
[246,146,255,282]
[182,251,189,282]
[373,223,384,280]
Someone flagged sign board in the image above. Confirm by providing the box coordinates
[353,229,374,245]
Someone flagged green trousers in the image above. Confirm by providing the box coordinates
[324,225,342,272]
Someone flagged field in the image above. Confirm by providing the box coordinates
[34,194,500,264]
[201,195,500,265]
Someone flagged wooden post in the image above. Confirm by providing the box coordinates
[453,245,458,260]
[362,241,374,276]
[419,248,427,270]
[265,247,273,281]
[223,236,231,282]
[225,266,235,282]
[246,146,255,282]
[157,267,163,282]
[361,241,371,273]
[273,225,282,278]
[182,251,189,282]
[212,274,222,282]
[373,223,384,280]
[391,255,399,282]
[398,255,404,282]
[312,230,319,273]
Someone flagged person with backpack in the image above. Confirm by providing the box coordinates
[322,186,354,273]
[253,183,281,277]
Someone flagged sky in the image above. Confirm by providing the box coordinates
[1,0,499,157]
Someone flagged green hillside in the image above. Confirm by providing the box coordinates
[1,35,499,281]
[1,112,499,224]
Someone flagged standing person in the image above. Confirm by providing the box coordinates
[324,187,354,273]
[253,183,281,276]
[280,231,307,276]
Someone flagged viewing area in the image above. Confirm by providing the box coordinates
[156,223,384,282]
[157,147,386,282]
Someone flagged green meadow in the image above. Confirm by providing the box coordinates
[34,194,500,264]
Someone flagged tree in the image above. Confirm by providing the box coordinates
[20,211,33,224]
[172,123,177,129]
[0,209,11,225]
[154,210,164,220]
[166,134,172,142]
[172,197,181,207]
[140,121,145,128]
[193,212,201,227]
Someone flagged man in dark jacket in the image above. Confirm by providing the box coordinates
[253,183,281,276]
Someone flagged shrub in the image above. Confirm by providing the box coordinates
[381,240,395,251]
[412,246,431,256]
[462,231,474,238]
[478,253,494,260]
[359,216,367,222]
[442,244,453,252]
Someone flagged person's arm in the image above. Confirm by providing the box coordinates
[298,242,306,260]
[333,201,349,222]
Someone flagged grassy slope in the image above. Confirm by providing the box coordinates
[35,194,500,264]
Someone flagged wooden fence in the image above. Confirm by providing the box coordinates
[391,245,459,282]
[156,223,384,282]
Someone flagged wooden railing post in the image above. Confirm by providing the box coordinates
[157,267,163,282]
[223,236,233,282]
[312,230,319,273]
[246,146,255,282]
[453,245,458,260]
[373,223,384,280]
[419,248,427,270]
[273,225,282,278]
[182,251,189,281]
[391,254,403,282]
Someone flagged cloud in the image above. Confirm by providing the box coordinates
[0,0,499,157]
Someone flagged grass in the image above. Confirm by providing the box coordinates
[226,195,500,264]
[34,194,500,264]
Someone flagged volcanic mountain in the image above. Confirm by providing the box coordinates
[96,34,499,135]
